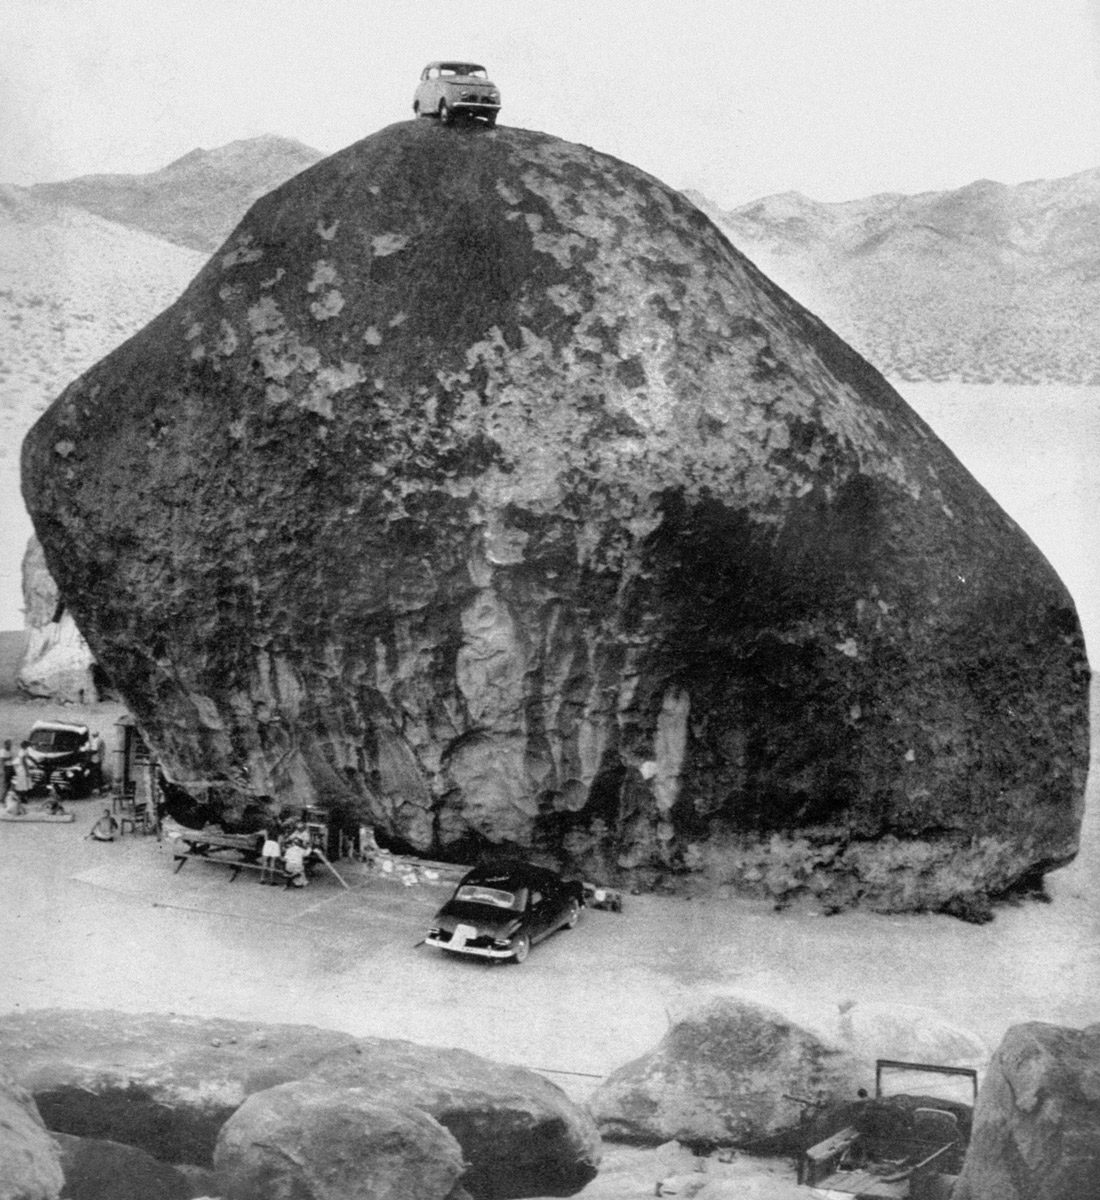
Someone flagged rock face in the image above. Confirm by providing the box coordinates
[214,1082,469,1200]
[18,538,97,703]
[0,1069,63,1200]
[954,1021,1100,1200]
[22,120,1089,909]
[589,996,862,1148]
[0,1009,598,1198]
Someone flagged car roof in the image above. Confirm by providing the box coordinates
[30,721,90,735]
[459,861,562,890]
[427,61,487,72]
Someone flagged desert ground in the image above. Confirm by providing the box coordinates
[1,381,1098,1197]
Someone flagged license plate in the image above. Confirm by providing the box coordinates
[452,924,477,949]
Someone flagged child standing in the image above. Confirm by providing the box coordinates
[259,829,282,885]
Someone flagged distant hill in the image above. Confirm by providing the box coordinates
[0,186,208,627]
[1,134,324,631]
[688,167,1100,384]
[0,186,206,431]
[29,134,325,252]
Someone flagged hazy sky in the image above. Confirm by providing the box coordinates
[2,0,1098,206]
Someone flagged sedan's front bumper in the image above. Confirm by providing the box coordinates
[424,931,516,959]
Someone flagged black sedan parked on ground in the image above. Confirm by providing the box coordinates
[424,861,585,963]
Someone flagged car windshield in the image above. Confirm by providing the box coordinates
[439,64,486,78]
[878,1064,977,1106]
[29,729,86,752]
[454,884,524,910]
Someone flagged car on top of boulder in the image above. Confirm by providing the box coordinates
[24,719,95,798]
[424,861,584,963]
[413,61,501,125]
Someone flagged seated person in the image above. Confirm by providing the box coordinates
[282,836,308,888]
[89,808,119,842]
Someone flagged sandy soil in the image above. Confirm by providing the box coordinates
[1,688,1097,1198]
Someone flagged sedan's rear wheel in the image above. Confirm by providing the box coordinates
[438,101,451,125]
[413,100,420,117]
[511,933,530,963]
[563,899,581,929]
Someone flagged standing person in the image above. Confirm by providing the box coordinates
[259,829,282,885]
[90,731,107,793]
[1,740,15,798]
[10,742,33,809]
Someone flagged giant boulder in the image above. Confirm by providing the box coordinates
[954,1021,1100,1200]
[21,121,1089,910]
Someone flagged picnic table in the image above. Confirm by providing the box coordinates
[170,826,349,888]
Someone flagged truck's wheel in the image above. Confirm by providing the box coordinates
[438,101,451,125]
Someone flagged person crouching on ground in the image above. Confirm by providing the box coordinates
[282,835,308,888]
[259,828,282,884]
[89,808,119,842]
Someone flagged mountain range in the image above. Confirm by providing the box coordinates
[2,135,1098,450]
[29,134,324,253]
[690,168,1100,385]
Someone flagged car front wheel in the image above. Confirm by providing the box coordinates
[511,933,530,963]
[413,100,420,117]
[438,101,451,125]
[563,899,581,929]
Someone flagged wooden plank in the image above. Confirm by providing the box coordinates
[815,1167,909,1198]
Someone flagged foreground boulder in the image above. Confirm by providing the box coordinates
[22,120,1089,910]
[0,1010,598,1197]
[307,1039,600,1198]
[215,1082,469,1200]
[1,1011,357,1163]
[833,1000,988,1078]
[0,1070,63,1200]
[52,1132,192,1200]
[590,996,862,1147]
[954,1021,1100,1200]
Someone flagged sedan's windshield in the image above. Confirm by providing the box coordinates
[29,729,86,752]
[440,64,487,78]
[454,884,524,910]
